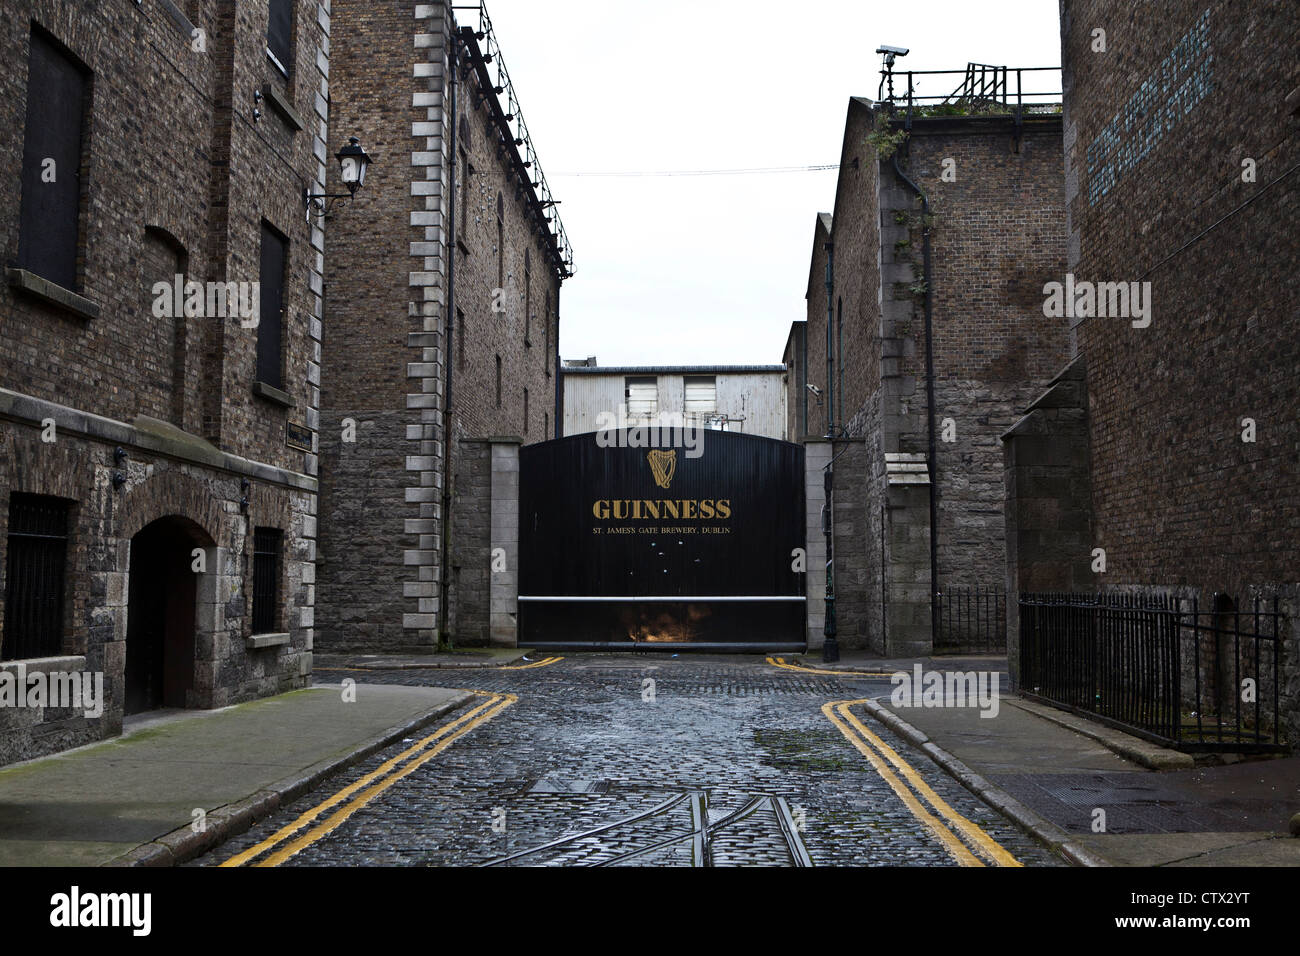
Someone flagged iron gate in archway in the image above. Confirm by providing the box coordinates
[518,429,806,650]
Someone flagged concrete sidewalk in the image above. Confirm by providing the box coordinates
[861,685,1300,866]
[0,683,473,867]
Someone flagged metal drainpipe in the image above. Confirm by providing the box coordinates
[822,242,839,663]
[837,299,844,426]
[892,146,939,647]
[439,28,458,647]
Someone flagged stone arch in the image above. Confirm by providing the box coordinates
[124,513,219,713]
[115,465,226,548]
[29,3,105,72]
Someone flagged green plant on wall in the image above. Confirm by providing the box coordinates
[866,123,908,159]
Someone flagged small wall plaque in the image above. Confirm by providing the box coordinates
[286,421,314,452]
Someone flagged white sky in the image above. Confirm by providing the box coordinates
[480,0,1063,366]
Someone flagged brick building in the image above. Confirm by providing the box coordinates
[317,1,572,652]
[782,322,809,442]
[799,85,1070,656]
[1005,1,1299,746]
[0,0,331,764]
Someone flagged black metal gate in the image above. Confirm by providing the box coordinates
[519,430,806,650]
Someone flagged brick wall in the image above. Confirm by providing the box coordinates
[802,97,1069,654]
[0,0,325,763]
[905,118,1071,589]
[318,2,567,652]
[1048,0,1299,740]
[1060,0,1299,596]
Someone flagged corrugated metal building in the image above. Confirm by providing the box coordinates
[562,363,790,440]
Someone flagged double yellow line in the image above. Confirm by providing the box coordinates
[315,655,562,675]
[500,655,563,670]
[767,656,894,679]
[221,690,516,867]
[823,699,1021,867]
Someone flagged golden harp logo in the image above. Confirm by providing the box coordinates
[647,449,677,490]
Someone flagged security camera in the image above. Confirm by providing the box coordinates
[806,384,823,396]
[876,45,909,57]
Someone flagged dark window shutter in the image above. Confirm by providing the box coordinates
[258,223,287,389]
[267,0,293,71]
[18,32,87,290]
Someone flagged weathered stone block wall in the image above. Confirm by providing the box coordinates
[0,397,315,766]
[826,439,871,651]
[804,441,830,650]
[901,120,1070,593]
[450,438,491,645]
[1002,357,1095,685]
[488,441,520,646]
[884,477,933,658]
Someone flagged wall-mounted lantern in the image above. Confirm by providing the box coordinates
[304,136,375,218]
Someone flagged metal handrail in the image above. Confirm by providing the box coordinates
[879,65,1062,115]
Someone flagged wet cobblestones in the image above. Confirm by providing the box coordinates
[195,655,1064,867]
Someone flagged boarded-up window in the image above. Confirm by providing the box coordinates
[267,0,293,74]
[2,494,70,662]
[460,152,471,239]
[257,222,287,389]
[524,250,532,346]
[18,31,87,291]
[684,376,717,417]
[457,308,465,370]
[142,228,189,426]
[625,377,657,418]
[544,292,551,377]
[496,193,505,287]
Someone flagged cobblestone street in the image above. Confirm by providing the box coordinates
[196,655,1062,867]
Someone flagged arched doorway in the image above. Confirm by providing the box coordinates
[124,516,212,714]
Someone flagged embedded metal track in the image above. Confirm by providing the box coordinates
[478,791,813,867]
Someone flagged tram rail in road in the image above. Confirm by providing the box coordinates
[479,790,814,867]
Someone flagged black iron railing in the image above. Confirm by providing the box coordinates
[2,494,70,661]
[252,528,282,635]
[934,585,1006,654]
[879,64,1062,116]
[1020,592,1285,753]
